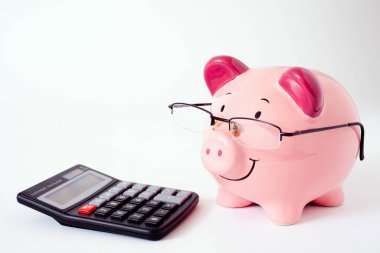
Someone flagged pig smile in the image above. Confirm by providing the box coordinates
[220,158,258,181]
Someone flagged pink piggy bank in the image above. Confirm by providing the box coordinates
[169,56,365,225]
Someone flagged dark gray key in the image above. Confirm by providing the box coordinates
[121,203,138,212]
[113,195,130,203]
[111,210,129,220]
[145,200,161,208]
[161,203,178,211]
[145,216,163,226]
[153,209,170,218]
[128,213,145,223]
[130,197,146,205]
[137,206,153,214]
[94,207,112,217]
[105,201,122,209]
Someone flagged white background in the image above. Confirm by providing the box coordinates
[1,0,380,252]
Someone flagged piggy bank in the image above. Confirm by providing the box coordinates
[169,55,365,225]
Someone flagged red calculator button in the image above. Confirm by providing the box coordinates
[78,205,97,215]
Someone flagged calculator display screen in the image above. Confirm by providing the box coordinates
[45,173,104,205]
[38,171,112,209]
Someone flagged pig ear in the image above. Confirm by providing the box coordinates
[204,56,249,96]
[279,67,324,118]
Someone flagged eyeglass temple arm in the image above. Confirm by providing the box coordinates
[168,102,213,117]
[282,122,365,161]
[168,103,211,108]
[349,122,365,161]
[191,103,212,107]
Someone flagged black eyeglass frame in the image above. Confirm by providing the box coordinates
[168,102,365,161]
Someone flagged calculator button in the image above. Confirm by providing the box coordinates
[137,206,153,215]
[94,207,112,217]
[111,210,129,220]
[145,200,161,208]
[153,209,170,218]
[123,189,140,197]
[146,185,162,194]
[132,183,147,191]
[176,190,192,199]
[121,203,138,212]
[161,203,178,211]
[113,195,130,203]
[138,191,155,200]
[128,213,145,223]
[105,201,122,209]
[116,181,133,189]
[161,188,177,195]
[99,192,117,201]
[88,198,107,207]
[130,197,146,205]
[78,205,97,215]
[153,194,186,205]
[107,186,125,194]
[145,216,163,226]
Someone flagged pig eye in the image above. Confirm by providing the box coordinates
[220,105,225,112]
[255,111,261,119]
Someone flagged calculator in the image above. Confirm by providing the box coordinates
[17,164,199,240]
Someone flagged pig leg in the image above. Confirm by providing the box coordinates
[312,187,344,207]
[263,203,305,225]
[216,187,253,207]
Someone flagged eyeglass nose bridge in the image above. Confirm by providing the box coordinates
[210,116,231,131]
[210,118,241,138]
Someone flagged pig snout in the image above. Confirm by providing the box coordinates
[201,131,239,175]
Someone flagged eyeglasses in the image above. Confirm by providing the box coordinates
[168,102,365,161]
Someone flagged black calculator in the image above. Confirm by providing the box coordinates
[17,164,199,240]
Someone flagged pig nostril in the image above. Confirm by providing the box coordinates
[206,148,210,155]
[217,150,222,157]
